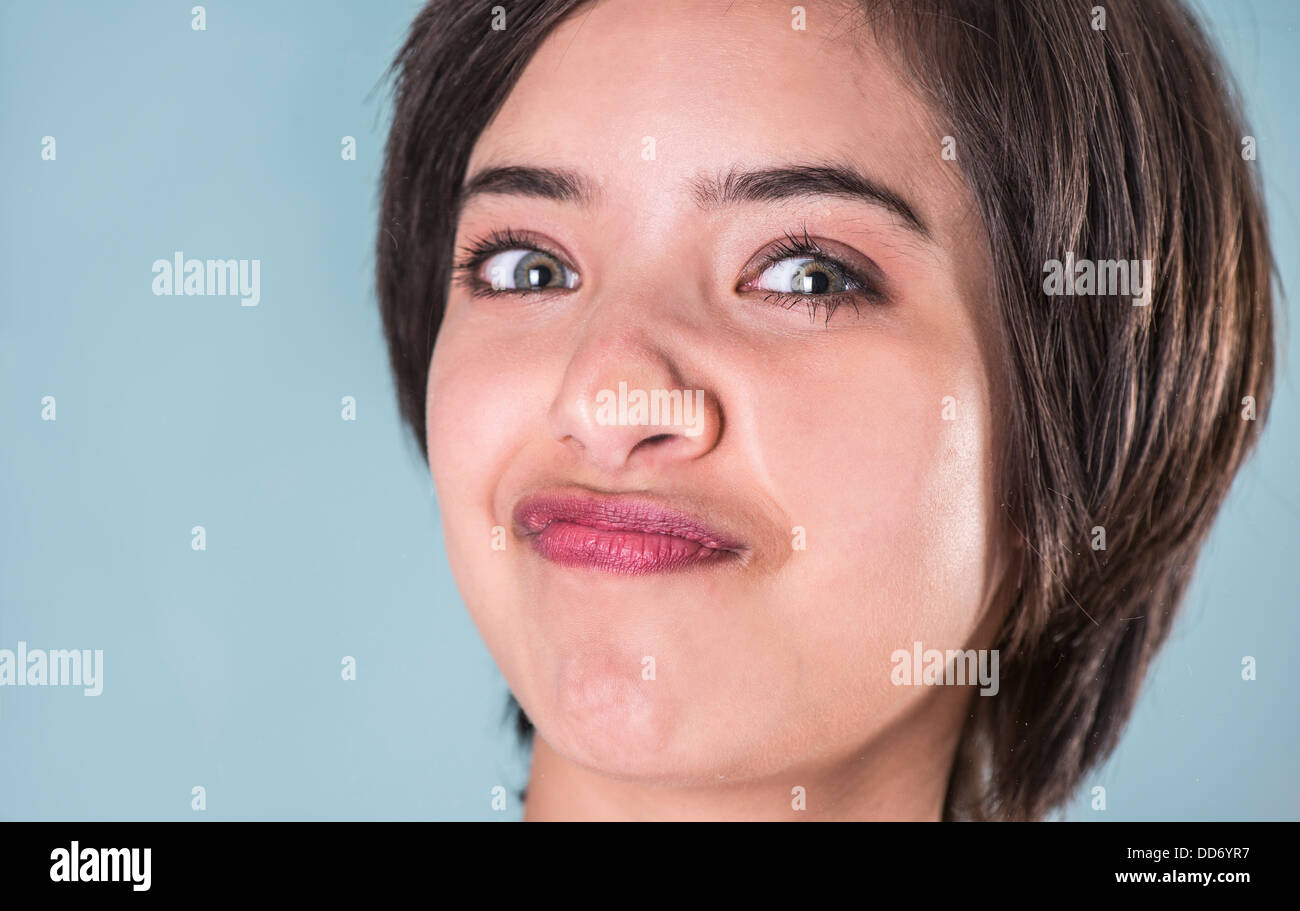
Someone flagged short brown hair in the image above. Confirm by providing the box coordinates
[376,0,1276,820]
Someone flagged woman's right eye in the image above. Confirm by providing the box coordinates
[477,248,579,292]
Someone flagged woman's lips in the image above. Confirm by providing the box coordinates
[512,493,744,574]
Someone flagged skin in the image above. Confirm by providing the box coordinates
[426,0,1013,820]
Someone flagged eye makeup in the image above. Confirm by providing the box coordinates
[450,223,889,324]
[736,226,888,324]
[452,227,579,297]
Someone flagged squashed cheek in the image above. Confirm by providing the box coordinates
[750,338,993,684]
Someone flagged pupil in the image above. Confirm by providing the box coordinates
[800,269,830,294]
[527,264,553,287]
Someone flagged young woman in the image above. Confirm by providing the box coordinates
[375,0,1275,820]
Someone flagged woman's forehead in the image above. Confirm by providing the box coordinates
[463,0,967,247]
[467,0,936,181]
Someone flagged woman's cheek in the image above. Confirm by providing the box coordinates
[752,338,964,556]
[755,339,994,653]
[427,339,520,585]
[429,334,521,492]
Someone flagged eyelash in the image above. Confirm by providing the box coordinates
[751,227,881,323]
[451,227,565,298]
[451,225,882,322]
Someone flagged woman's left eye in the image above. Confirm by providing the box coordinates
[737,232,883,323]
[751,255,854,296]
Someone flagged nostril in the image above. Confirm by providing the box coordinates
[627,433,679,460]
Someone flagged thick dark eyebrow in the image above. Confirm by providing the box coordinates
[459,161,930,239]
[459,165,598,211]
[692,163,931,238]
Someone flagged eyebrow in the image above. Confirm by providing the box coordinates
[459,161,932,238]
[694,163,930,237]
[460,165,596,208]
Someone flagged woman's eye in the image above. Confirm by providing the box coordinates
[738,234,885,324]
[752,256,852,295]
[480,249,577,291]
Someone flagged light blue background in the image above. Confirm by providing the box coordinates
[1,0,1296,821]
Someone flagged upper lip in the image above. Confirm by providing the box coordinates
[512,490,745,553]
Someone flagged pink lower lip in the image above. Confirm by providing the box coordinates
[534,521,730,573]
[514,495,742,575]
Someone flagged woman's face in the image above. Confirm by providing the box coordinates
[428,0,1008,794]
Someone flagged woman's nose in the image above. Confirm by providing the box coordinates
[546,334,722,473]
